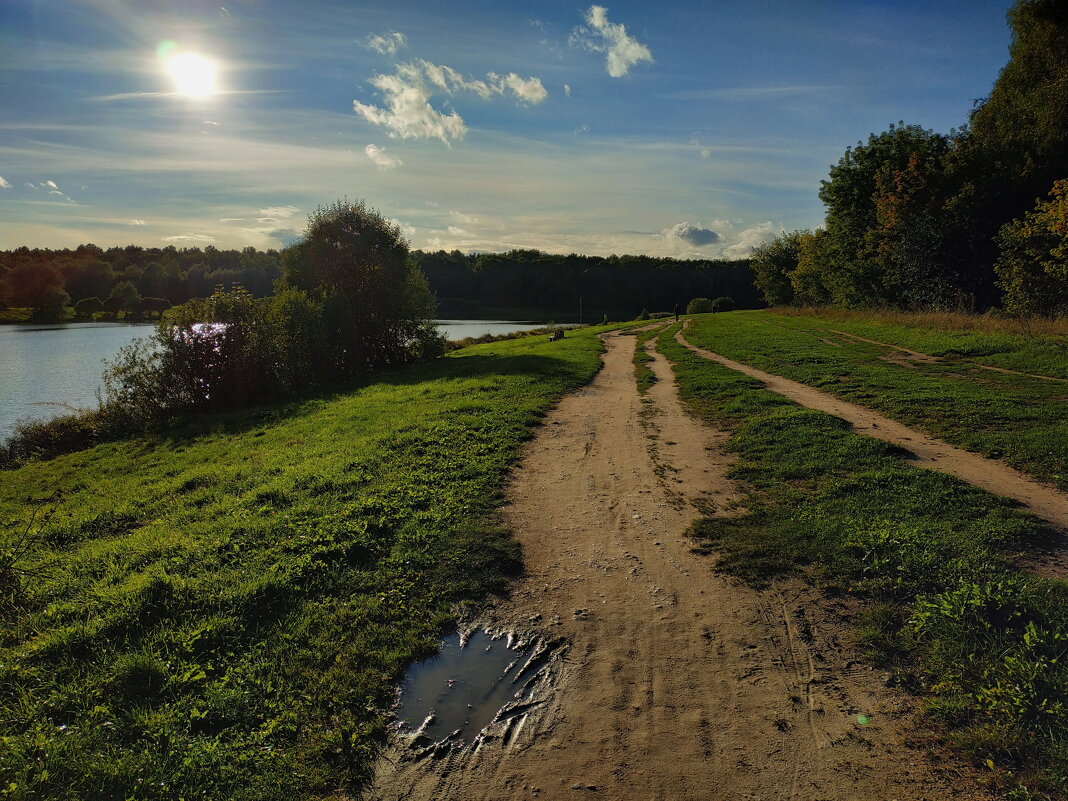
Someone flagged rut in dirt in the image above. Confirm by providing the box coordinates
[364,330,985,801]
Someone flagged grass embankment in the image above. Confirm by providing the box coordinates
[0,324,632,801]
[658,321,1068,798]
[684,311,1068,491]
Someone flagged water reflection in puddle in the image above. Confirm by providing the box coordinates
[395,630,536,744]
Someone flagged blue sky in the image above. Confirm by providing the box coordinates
[0,0,1014,257]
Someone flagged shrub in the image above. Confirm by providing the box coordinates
[74,296,103,318]
[686,297,715,314]
[712,296,736,312]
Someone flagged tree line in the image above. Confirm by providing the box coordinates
[0,243,759,324]
[752,0,1068,316]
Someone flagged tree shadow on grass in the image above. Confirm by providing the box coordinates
[156,351,581,446]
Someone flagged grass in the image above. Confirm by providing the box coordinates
[683,311,1068,491]
[632,322,669,394]
[0,322,639,801]
[657,321,1068,798]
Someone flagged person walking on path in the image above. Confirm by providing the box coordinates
[674,304,680,322]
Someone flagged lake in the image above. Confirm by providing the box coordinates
[0,319,552,441]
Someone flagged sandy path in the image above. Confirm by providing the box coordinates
[676,326,1068,538]
[365,332,985,801]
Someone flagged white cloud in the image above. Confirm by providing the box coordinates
[365,31,407,56]
[571,6,653,78]
[162,233,217,243]
[720,221,780,259]
[663,222,720,248]
[447,225,468,235]
[258,205,300,219]
[0,176,10,188]
[563,84,572,97]
[353,60,547,145]
[129,219,146,225]
[44,180,58,189]
[219,217,246,223]
[364,143,403,170]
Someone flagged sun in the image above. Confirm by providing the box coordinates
[166,53,217,97]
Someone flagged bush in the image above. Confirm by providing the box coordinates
[996,178,1068,316]
[74,297,103,318]
[686,297,715,314]
[712,296,736,312]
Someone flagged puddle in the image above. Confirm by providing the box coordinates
[395,630,543,745]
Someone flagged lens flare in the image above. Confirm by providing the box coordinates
[166,53,217,97]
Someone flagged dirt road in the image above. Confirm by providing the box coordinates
[366,331,984,801]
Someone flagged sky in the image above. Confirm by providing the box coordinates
[0,0,1016,259]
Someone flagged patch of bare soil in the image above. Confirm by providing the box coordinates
[363,332,988,801]
[675,326,1068,561]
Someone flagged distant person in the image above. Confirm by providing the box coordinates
[674,304,680,322]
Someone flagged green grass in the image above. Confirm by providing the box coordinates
[0,308,33,324]
[683,311,1068,491]
[632,323,668,394]
[657,323,1068,798]
[0,323,638,801]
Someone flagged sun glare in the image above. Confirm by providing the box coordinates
[166,53,217,97]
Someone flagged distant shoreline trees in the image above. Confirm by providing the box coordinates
[0,245,760,324]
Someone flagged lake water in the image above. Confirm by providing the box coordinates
[0,319,551,441]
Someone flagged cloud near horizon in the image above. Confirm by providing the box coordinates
[663,221,719,248]
[571,6,653,78]
[353,60,547,145]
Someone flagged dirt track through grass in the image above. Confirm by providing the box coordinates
[676,323,1068,544]
[367,330,986,801]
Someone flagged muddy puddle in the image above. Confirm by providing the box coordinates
[395,630,556,746]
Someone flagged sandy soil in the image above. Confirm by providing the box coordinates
[364,331,987,801]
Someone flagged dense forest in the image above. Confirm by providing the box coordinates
[0,243,758,323]
[752,0,1068,315]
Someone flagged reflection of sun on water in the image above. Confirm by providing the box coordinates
[166,53,217,97]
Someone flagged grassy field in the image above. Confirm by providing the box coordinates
[658,320,1068,798]
[683,311,1068,491]
[0,323,635,801]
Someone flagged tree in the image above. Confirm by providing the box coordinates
[74,297,104,318]
[280,199,441,374]
[711,296,735,312]
[32,287,70,322]
[686,297,715,314]
[2,262,64,309]
[104,280,141,316]
[995,178,1068,315]
[819,123,952,307]
[751,230,806,306]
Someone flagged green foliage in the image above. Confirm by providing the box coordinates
[280,200,443,377]
[996,178,1068,316]
[73,296,103,318]
[750,230,806,305]
[1,262,63,310]
[819,123,955,308]
[104,280,140,315]
[686,297,714,314]
[0,323,635,800]
[712,296,735,312]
